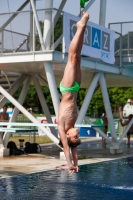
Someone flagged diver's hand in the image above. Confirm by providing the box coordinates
[69,165,78,174]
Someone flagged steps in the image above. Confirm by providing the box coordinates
[0,71,22,101]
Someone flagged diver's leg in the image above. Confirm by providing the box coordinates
[62,12,89,87]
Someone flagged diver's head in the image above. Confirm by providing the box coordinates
[66,128,81,148]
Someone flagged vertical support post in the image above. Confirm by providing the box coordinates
[30,0,45,50]
[99,73,117,143]
[43,0,53,50]
[120,23,122,68]
[30,0,36,51]
[1,31,4,53]
[3,76,32,147]
[30,2,33,51]
[33,76,57,137]
[76,73,100,124]
[128,32,129,55]
[99,0,107,26]
[43,0,60,119]
[44,62,60,118]
[33,6,36,51]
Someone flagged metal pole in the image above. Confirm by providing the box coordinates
[1,31,4,53]
[44,62,60,118]
[120,23,122,68]
[43,0,53,50]
[128,32,129,55]
[30,0,45,50]
[99,0,107,26]
[0,86,60,146]
[99,73,117,142]
[3,76,32,147]
[33,76,57,137]
[33,3,36,51]
[76,73,100,124]
[30,2,33,51]
[30,0,36,51]
[43,1,60,118]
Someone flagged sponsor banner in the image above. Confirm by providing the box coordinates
[36,117,58,136]
[63,12,115,64]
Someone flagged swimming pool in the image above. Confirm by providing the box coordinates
[0,157,133,200]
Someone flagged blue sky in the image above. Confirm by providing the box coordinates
[0,0,132,30]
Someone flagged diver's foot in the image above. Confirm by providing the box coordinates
[76,12,89,28]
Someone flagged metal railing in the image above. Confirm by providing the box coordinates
[109,21,133,67]
[0,8,62,54]
[1,29,29,53]
[0,8,133,69]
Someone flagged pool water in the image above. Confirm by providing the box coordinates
[0,157,133,200]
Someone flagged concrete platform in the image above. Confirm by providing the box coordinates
[0,138,132,179]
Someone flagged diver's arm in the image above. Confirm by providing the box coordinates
[58,125,75,168]
[71,147,78,172]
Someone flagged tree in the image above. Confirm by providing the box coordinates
[13,84,55,114]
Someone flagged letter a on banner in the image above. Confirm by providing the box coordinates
[93,32,100,48]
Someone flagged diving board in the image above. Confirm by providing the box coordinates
[0,122,103,128]
[0,128,38,132]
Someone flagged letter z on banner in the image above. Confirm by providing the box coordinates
[63,12,115,64]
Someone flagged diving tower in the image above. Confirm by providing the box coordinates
[0,0,133,156]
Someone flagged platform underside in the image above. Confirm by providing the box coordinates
[0,51,133,88]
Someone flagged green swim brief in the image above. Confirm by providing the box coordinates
[59,82,80,93]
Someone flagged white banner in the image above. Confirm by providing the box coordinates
[63,12,115,64]
[36,117,58,136]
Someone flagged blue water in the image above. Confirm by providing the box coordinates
[0,157,133,200]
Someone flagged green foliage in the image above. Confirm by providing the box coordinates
[77,87,133,117]
[54,15,63,51]
[12,83,133,117]
[89,89,104,117]
[77,88,86,109]
[13,84,55,115]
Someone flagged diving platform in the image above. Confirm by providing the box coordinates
[0,51,133,88]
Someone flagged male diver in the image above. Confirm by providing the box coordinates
[58,12,89,174]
